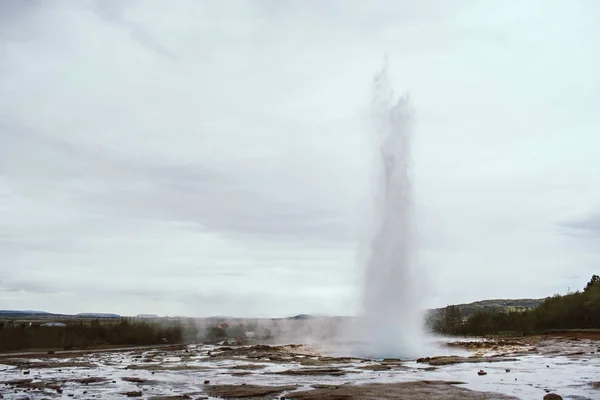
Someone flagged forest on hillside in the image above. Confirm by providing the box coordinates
[429,275,600,336]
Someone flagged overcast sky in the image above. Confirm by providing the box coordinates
[1,0,599,317]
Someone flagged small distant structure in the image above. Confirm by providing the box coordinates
[136,314,159,319]
[41,322,66,327]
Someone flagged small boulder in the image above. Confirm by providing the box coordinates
[543,394,563,400]
[477,370,487,376]
[122,391,142,397]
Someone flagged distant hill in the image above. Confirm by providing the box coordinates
[0,310,53,317]
[289,314,312,320]
[75,313,120,318]
[2,300,546,322]
[429,298,545,318]
[0,310,121,319]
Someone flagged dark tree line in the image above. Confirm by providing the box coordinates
[429,275,600,336]
[0,319,187,352]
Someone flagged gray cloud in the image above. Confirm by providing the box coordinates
[560,211,600,238]
[1,125,353,243]
[93,0,177,59]
[0,280,60,295]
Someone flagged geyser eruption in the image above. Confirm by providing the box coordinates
[361,61,424,358]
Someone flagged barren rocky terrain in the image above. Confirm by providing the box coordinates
[1,335,599,399]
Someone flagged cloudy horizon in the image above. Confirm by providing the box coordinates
[1,0,599,317]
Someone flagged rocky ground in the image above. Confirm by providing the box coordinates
[0,335,598,399]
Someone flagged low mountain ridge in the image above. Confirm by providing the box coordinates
[2,298,546,321]
[429,298,545,318]
[0,310,121,319]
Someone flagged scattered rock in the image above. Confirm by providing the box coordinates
[76,377,107,384]
[417,356,518,366]
[203,380,210,385]
[204,384,298,399]
[505,369,511,372]
[229,364,267,370]
[282,381,517,400]
[23,371,30,375]
[543,394,563,400]
[3,379,33,386]
[1,378,64,392]
[319,356,363,364]
[125,364,210,372]
[207,344,315,362]
[275,367,354,376]
[357,364,393,371]
[0,359,95,369]
[311,383,351,390]
[381,358,403,363]
[566,351,586,356]
[123,391,143,397]
[122,377,149,383]
[477,370,487,376]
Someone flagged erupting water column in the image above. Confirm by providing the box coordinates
[362,61,424,359]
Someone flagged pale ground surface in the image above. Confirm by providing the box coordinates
[0,336,598,399]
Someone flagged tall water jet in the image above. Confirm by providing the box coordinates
[361,61,424,358]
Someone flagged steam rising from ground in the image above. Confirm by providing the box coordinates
[189,62,428,359]
[360,61,425,358]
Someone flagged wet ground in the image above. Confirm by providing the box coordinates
[0,336,598,399]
